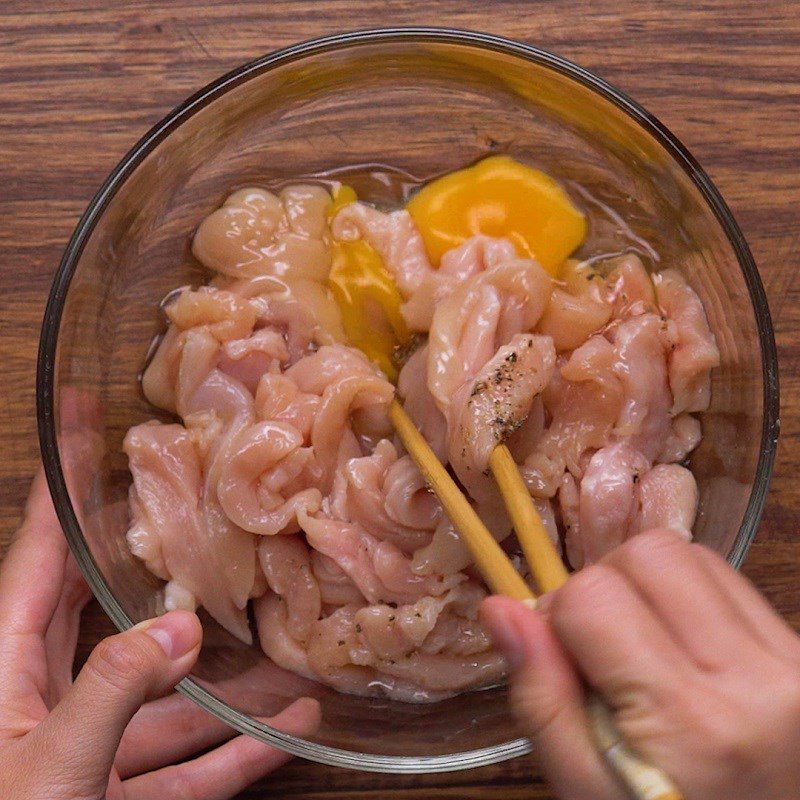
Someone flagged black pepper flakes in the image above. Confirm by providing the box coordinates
[355,623,362,633]
[388,615,396,622]
[337,640,345,646]
[470,379,487,397]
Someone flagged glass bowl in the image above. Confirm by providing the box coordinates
[37,28,780,773]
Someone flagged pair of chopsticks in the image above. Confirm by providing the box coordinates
[389,399,683,800]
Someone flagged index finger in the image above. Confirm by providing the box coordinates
[0,468,70,637]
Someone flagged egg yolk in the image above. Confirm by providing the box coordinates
[406,155,586,277]
[327,185,410,381]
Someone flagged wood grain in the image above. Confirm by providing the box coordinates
[1,2,799,797]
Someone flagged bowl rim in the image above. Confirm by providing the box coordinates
[37,26,780,774]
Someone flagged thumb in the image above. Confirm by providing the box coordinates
[480,597,623,800]
[27,610,202,795]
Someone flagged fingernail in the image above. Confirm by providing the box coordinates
[136,611,198,660]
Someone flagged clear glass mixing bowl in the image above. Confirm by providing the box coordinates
[37,28,779,773]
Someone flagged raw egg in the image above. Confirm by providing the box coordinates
[406,155,586,276]
[327,185,410,381]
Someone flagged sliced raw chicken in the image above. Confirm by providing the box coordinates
[216,421,322,535]
[569,442,650,569]
[141,325,183,413]
[449,334,556,490]
[193,185,332,281]
[217,274,346,361]
[537,260,612,350]
[566,453,699,568]
[397,344,448,462]
[217,328,289,394]
[653,268,721,414]
[606,252,656,318]
[129,181,716,702]
[658,413,702,463]
[167,286,257,341]
[258,534,321,641]
[427,259,552,412]
[331,202,433,297]
[298,508,463,606]
[636,464,698,538]
[609,313,673,461]
[400,235,516,331]
[125,421,256,643]
[342,439,440,554]
[522,335,624,497]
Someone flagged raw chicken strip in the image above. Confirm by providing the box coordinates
[427,260,551,412]
[298,508,463,606]
[537,260,612,351]
[351,583,486,664]
[522,335,624,497]
[217,328,289,394]
[566,452,699,568]
[311,551,365,606]
[637,464,698,538]
[342,440,440,554]
[258,534,321,641]
[658,413,702,463]
[331,202,433,297]
[141,325,183,413]
[400,235,517,331]
[609,313,673,461]
[193,186,332,281]
[167,286,258,342]
[449,334,556,489]
[412,518,476,577]
[254,372,320,440]
[654,269,721,414]
[568,442,650,569]
[606,253,656,318]
[254,593,316,680]
[216,274,346,362]
[125,422,256,643]
[397,345,448,462]
[217,421,322,535]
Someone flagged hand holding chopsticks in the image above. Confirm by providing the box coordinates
[390,398,683,800]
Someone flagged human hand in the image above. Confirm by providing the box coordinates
[0,466,321,800]
[482,529,800,800]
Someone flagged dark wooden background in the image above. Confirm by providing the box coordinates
[1,2,799,797]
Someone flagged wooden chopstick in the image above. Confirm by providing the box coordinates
[390,398,683,800]
[388,400,533,602]
[488,444,568,594]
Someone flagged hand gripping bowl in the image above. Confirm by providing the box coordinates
[37,28,779,773]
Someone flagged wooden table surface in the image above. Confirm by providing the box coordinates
[1,1,799,797]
